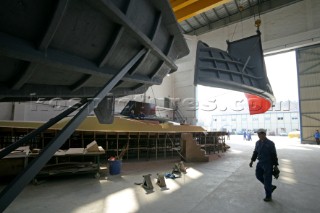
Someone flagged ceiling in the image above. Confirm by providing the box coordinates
[170,0,302,35]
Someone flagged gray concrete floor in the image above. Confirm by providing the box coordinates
[2,135,320,213]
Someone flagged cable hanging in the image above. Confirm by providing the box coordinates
[231,0,245,42]
[253,0,262,31]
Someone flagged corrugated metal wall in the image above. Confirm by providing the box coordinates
[297,44,320,144]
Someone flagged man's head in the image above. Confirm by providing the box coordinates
[257,128,267,140]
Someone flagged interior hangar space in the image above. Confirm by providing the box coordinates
[1,0,320,212]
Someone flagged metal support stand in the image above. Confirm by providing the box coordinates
[178,161,187,173]
[142,174,154,190]
[0,49,146,212]
[156,173,166,188]
[172,163,182,178]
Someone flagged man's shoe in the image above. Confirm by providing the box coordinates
[263,197,272,202]
[272,185,277,193]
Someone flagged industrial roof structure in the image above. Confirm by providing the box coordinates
[172,0,302,35]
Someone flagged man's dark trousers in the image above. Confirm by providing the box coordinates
[255,162,273,198]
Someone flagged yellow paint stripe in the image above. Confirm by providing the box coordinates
[173,0,231,23]
[170,0,199,12]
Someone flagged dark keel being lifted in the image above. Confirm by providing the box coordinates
[0,0,189,211]
[194,30,275,105]
[0,0,189,101]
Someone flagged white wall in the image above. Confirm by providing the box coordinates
[172,35,198,124]
[0,103,13,120]
[11,100,81,121]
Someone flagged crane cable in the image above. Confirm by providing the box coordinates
[253,0,262,30]
[231,0,245,42]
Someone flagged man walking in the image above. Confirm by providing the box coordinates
[249,128,279,202]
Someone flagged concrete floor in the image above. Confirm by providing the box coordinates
[2,135,320,213]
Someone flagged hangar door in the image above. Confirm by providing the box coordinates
[297,44,320,144]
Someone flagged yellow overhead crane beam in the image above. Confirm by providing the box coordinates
[170,0,231,22]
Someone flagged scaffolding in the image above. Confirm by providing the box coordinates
[0,123,227,161]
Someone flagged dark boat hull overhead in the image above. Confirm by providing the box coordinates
[194,31,275,103]
[0,0,189,101]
